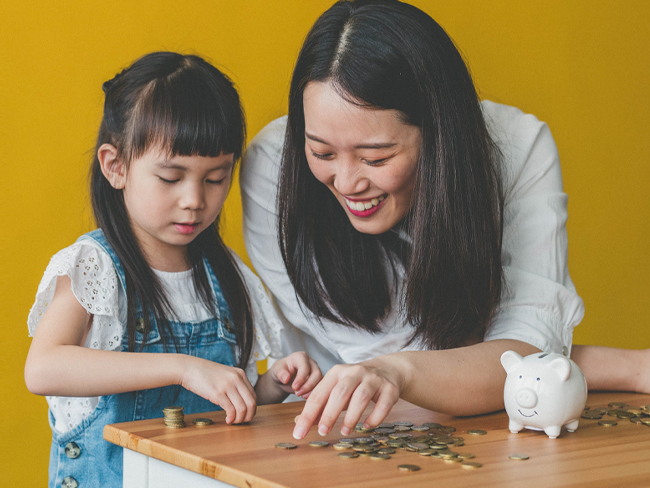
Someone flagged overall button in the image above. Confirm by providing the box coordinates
[62,476,78,488]
[135,318,145,333]
[64,442,81,459]
[223,317,235,334]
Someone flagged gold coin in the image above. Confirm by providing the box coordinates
[162,406,184,413]
[338,438,355,443]
[389,433,412,440]
[378,448,396,455]
[397,464,421,472]
[411,425,430,432]
[393,421,414,427]
[461,462,483,469]
[593,407,608,414]
[440,452,459,460]
[373,427,395,435]
[408,442,431,450]
[630,417,645,424]
[333,443,353,450]
[338,452,359,459]
[627,409,645,415]
[275,442,297,449]
[438,426,456,432]
[444,457,463,463]
[467,429,487,436]
[192,418,213,426]
[378,422,395,429]
[164,422,186,429]
[372,436,389,444]
[598,420,617,427]
[394,425,412,432]
[608,402,626,408]
[616,411,636,419]
[417,449,436,456]
[355,437,373,444]
[509,454,529,461]
[370,453,391,460]
[423,423,442,429]
[309,441,329,447]
[458,452,475,459]
[581,412,602,420]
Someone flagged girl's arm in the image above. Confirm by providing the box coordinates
[254,352,323,405]
[25,275,257,424]
[292,339,539,439]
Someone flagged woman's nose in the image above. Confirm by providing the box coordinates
[333,159,368,196]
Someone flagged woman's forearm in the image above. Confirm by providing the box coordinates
[375,339,541,416]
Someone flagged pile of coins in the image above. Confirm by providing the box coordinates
[581,402,650,427]
[163,406,186,429]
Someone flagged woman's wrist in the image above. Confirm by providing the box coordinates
[363,352,415,400]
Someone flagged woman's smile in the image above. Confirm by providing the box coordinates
[343,194,386,216]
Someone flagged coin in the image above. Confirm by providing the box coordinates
[608,402,626,408]
[333,443,353,450]
[393,421,414,427]
[373,428,395,435]
[444,457,463,463]
[397,464,421,472]
[309,441,329,447]
[417,449,436,456]
[370,453,391,460]
[581,412,602,420]
[467,429,487,436]
[338,438,355,443]
[377,448,396,455]
[461,462,483,469]
[394,425,412,432]
[411,425,430,432]
[438,426,456,432]
[378,423,395,429]
[275,443,297,449]
[598,420,617,427]
[616,411,636,419]
[422,422,441,429]
[338,452,359,459]
[509,454,529,461]
[408,442,431,451]
[192,418,213,426]
[630,417,645,424]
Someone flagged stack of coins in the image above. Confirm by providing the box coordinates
[163,406,186,429]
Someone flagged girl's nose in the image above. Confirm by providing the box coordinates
[180,183,205,210]
[333,159,368,196]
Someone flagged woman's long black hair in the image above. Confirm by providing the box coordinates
[278,0,504,350]
[91,51,253,366]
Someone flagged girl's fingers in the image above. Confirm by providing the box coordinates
[296,361,323,396]
[219,395,236,424]
[237,383,258,423]
[226,389,249,424]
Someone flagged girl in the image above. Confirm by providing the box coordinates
[239,0,650,441]
[25,51,322,488]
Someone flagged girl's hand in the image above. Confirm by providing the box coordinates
[292,358,406,440]
[268,351,323,398]
[180,357,257,424]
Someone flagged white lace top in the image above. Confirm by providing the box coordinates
[27,239,284,433]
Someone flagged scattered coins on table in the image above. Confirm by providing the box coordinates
[272,400,649,475]
[162,406,186,429]
[275,442,298,449]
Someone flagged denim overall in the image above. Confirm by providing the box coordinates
[48,229,237,488]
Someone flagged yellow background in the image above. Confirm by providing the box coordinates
[1,0,648,484]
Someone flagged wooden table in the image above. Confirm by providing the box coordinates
[104,392,650,488]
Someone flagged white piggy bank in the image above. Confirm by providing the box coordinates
[500,351,587,439]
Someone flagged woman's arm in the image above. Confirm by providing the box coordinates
[292,339,540,439]
[25,275,257,424]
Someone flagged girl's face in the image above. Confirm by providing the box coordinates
[303,81,421,235]
[122,147,233,270]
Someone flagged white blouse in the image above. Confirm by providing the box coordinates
[239,101,585,375]
[27,239,284,433]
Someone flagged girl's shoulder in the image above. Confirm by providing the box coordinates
[27,238,123,344]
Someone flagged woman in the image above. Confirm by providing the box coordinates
[240,0,648,440]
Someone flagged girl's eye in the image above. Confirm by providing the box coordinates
[158,177,179,184]
[206,178,226,185]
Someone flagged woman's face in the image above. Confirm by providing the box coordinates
[303,81,421,235]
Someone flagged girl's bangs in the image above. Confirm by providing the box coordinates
[127,70,244,162]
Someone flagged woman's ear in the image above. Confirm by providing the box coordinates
[98,144,126,189]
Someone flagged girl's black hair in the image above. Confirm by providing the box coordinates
[278,0,504,350]
[91,51,253,366]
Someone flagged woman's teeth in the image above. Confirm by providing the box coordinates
[345,195,385,211]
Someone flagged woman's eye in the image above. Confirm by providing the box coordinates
[206,178,226,185]
[158,177,179,184]
[310,150,332,160]
[362,158,388,166]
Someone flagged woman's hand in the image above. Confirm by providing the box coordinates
[292,357,409,440]
[267,351,323,398]
[180,357,257,424]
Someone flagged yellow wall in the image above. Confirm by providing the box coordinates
[2,0,648,483]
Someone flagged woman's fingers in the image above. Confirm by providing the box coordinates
[292,371,341,439]
[362,383,400,429]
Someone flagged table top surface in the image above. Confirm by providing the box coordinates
[104,392,650,488]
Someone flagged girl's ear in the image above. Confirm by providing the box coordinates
[98,144,127,189]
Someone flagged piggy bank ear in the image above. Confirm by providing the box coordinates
[548,357,571,382]
[500,350,523,373]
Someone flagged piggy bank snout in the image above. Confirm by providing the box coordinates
[515,388,538,409]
